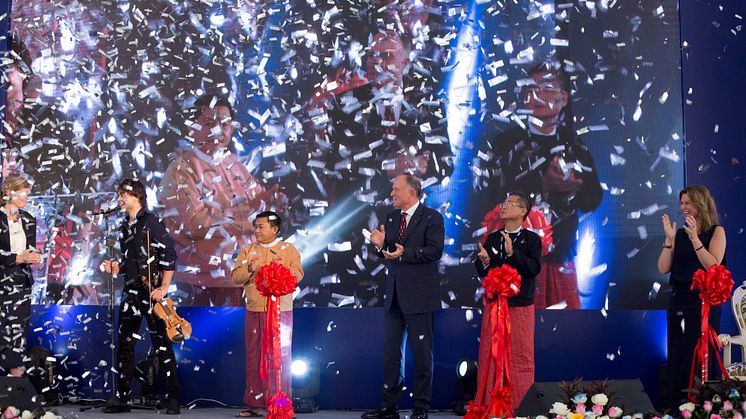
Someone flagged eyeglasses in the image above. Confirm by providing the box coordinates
[499,201,524,208]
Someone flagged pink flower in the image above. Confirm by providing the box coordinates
[724,401,734,411]
[592,404,604,415]
[704,401,713,412]
[3,408,18,419]
[682,409,692,419]
[608,406,623,418]
[711,415,722,419]
[734,412,743,419]
[741,401,746,412]
[575,404,587,414]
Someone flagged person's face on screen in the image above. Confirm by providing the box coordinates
[253,217,279,244]
[679,193,700,220]
[390,176,417,209]
[194,105,234,151]
[366,32,408,88]
[524,71,568,121]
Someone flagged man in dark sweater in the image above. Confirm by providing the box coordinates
[474,192,542,409]
[478,62,602,309]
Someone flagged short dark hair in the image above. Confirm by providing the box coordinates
[526,62,569,93]
[194,94,235,119]
[253,211,281,229]
[118,178,148,209]
[402,174,422,198]
[508,191,533,221]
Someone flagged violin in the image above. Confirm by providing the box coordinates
[140,228,192,343]
[153,297,192,343]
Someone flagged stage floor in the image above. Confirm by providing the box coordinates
[52,406,462,418]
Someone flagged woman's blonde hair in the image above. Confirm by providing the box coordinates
[2,176,31,204]
[680,185,719,233]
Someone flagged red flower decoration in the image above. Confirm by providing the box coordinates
[464,401,487,419]
[691,264,734,306]
[482,265,521,301]
[482,204,553,256]
[255,262,297,297]
[266,391,294,419]
[486,386,513,418]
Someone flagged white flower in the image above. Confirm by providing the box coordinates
[550,402,571,416]
[41,412,60,419]
[591,394,609,406]
[537,415,550,419]
[21,411,33,419]
[679,403,696,412]
[599,416,610,419]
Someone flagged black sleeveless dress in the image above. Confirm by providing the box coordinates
[666,225,726,408]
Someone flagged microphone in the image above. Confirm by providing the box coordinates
[95,207,118,216]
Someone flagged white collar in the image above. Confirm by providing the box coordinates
[402,201,420,216]
[528,122,557,137]
[504,225,523,234]
[259,238,282,248]
[1,206,20,221]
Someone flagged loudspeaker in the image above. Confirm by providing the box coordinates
[516,379,655,417]
[0,376,42,411]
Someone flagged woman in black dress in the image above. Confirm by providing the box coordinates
[658,185,726,408]
[0,176,42,376]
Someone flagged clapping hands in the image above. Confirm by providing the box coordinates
[18,249,42,266]
[370,225,385,248]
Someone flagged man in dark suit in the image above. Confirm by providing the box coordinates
[363,174,445,419]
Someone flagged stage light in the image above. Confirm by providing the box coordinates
[453,358,478,416]
[291,359,308,377]
[291,358,319,413]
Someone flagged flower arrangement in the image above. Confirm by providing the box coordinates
[0,406,59,419]
[677,379,746,419]
[540,380,632,419]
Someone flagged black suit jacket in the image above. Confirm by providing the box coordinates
[0,208,38,287]
[377,203,445,314]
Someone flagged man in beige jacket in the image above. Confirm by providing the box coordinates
[231,211,303,417]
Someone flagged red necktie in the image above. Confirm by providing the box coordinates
[397,212,407,243]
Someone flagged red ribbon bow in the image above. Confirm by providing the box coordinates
[466,265,522,418]
[255,261,297,418]
[688,264,733,394]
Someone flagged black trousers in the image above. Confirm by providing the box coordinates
[381,287,434,410]
[115,287,180,401]
[666,302,721,408]
[0,277,31,371]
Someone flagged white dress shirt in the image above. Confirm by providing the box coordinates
[401,200,420,228]
[2,207,27,255]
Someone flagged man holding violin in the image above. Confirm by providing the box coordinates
[102,178,181,415]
